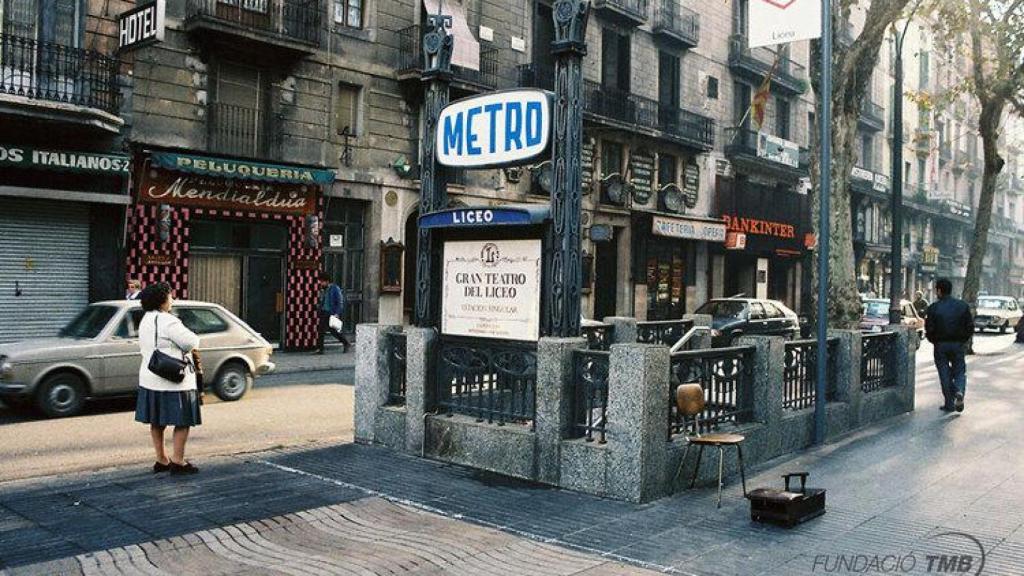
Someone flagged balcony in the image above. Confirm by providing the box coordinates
[939,141,952,164]
[652,0,699,49]
[728,35,807,96]
[858,99,884,132]
[913,129,931,156]
[592,0,648,27]
[208,102,269,159]
[396,25,498,93]
[724,127,809,180]
[184,0,321,54]
[0,34,120,132]
[850,165,890,197]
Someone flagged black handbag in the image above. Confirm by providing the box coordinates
[147,314,189,383]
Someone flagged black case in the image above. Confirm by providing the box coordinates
[747,472,825,527]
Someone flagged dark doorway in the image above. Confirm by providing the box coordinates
[403,210,419,319]
[593,229,618,320]
[246,255,284,342]
[323,200,366,331]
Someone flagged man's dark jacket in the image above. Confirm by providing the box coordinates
[925,296,973,343]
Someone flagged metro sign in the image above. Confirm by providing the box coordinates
[761,0,796,9]
[436,89,552,168]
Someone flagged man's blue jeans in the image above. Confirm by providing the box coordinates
[933,341,967,407]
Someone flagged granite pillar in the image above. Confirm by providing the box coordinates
[606,343,670,503]
[603,316,637,344]
[404,327,438,454]
[535,336,588,484]
[354,324,401,444]
[737,335,784,457]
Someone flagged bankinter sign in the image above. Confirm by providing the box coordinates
[435,89,552,168]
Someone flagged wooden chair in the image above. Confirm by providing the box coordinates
[673,383,747,508]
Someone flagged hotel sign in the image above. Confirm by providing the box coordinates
[442,239,543,341]
[118,0,165,51]
[436,90,552,168]
[652,215,727,242]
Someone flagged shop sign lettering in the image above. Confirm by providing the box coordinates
[723,214,796,239]
[436,90,552,168]
[0,145,130,174]
[652,216,727,242]
[139,167,316,215]
[118,0,165,51]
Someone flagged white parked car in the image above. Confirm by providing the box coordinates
[974,296,1023,333]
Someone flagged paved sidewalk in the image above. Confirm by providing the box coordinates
[2,341,1023,575]
[272,347,355,374]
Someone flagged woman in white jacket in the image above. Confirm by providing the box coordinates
[135,282,202,475]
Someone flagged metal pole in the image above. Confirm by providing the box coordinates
[814,0,833,445]
[889,29,905,325]
[413,16,453,328]
[546,0,589,337]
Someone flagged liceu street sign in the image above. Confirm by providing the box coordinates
[436,89,552,168]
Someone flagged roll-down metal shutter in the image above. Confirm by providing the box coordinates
[0,199,90,343]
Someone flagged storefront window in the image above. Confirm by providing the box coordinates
[645,242,688,320]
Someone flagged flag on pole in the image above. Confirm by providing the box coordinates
[751,52,780,130]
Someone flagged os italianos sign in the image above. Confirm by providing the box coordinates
[435,89,552,168]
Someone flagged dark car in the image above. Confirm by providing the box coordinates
[695,298,802,347]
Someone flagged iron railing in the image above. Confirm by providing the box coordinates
[208,102,267,158]
[386,332,407,405]
[517,62,554,91]
[185,0,321,45]
[782,338,839,410]
[581,323,615,351]
[436,338,537,426]
[637,319,693,347]
[582,79,715,149]
[0,34,120,114]
[652,0,700,47]
[939,141,952,163]
[572,349,611,443]
[397,25,498,89]
[861,332,898,392]
[668,346,755,437]
[860,99,884,131]
[592,0,648,22]
[728,34,807,94]
[724,127,810,172]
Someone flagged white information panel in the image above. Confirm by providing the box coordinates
[442,239,543,341]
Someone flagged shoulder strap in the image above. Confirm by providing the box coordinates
[154,313,159,347]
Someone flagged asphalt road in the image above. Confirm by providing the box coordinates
[0,384,354,483]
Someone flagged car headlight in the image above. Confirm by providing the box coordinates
[0,356,13,379]
[871,325,883,333]
[711,329,722,338]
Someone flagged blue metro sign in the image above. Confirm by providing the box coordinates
[435,89,552,169]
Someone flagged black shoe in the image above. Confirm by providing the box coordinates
[954,393,965,412]
[153,461,171,473]
[940,405,955,412]
[169,461,199,475]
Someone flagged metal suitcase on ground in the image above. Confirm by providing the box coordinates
[747,472,825,527]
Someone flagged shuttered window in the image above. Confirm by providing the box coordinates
[336,83,360,135]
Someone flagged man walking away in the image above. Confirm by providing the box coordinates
[913,290,929,319]
[317,271,350,354]
[925,278,973,413]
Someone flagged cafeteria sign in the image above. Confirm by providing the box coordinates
[436,89,552,168]
[442,239,543,341]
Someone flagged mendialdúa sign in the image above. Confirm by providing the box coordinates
[435,89,552,168]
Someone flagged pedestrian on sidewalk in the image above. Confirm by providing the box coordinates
[925,278,973,413]
[913,290,929,319]
[126,278,142,300]
[135,282,202,474]
[317,271,350,354]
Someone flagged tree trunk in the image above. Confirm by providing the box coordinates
[961,99,1006,348]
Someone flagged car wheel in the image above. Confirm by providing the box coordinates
[213,362,251,402]
[36,372,86,418]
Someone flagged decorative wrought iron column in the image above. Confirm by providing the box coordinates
[545,0,589,337]
[414,15,453,328]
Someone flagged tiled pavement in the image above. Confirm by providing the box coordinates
[2,341,1023,575]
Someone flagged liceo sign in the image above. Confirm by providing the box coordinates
[435,90,552,168]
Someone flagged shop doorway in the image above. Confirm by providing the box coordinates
[323,200,367,331]
[190,219,287,343]
[593,230,619,320]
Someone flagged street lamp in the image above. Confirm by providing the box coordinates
[889,0,925,325]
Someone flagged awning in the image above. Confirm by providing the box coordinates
[422,0,480,70]
[419,204,549,229]
[150,152,334,185]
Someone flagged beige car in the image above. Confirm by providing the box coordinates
[0,300,275,417]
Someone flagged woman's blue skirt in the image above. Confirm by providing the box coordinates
[135,388,202,427]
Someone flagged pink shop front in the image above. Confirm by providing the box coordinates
[126,151,334,349]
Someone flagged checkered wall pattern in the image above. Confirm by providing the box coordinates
[125,201,324,350]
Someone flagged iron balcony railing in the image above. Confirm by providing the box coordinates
[728,34,807,95]
[592,0,648,25]
[185,0,321,46]
[652,0,700,48]
[724,127,810,172]
[859,98,884,131]
[208,102,267,159]
[0,34,119,114]
[397,25,498,90]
